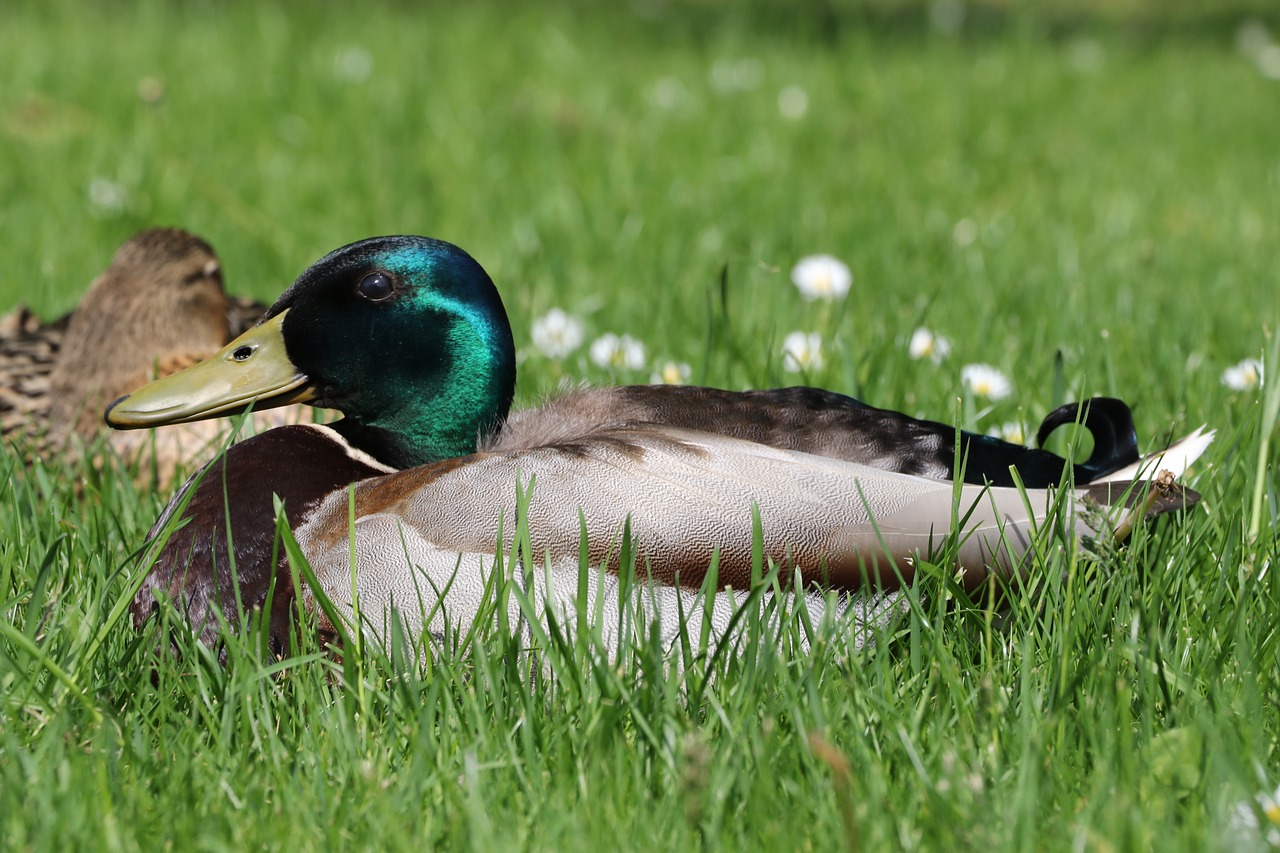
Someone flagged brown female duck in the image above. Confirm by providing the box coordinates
[1,228,278,480]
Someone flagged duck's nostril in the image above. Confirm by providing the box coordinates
[231,345,254,362]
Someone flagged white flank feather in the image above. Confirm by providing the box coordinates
[1096,426,1215,482]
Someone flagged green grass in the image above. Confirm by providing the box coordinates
[3,0,1280,849]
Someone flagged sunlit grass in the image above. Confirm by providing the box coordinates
[3,0,1280,849]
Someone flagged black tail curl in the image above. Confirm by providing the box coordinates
[1035,397,1140,481]
[956,397,1141,488]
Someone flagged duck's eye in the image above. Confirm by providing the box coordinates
[184,262,221,286]
[357,272,395,302]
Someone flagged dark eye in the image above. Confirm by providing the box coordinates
[357,272,394,302]
[183,262,220,286]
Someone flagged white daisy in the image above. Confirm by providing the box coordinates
[650,77,686,110]
[908,327,952,364]
[989,422,1025,445]
[961,363,1013,401]
[952,218,978,247]
[87,179,128,217]
[651,361,691,385]
[708,58,763,94]
[1237,18,1273,58]
[1228,784,1280,848]
[137,77,165,103]
[1066,37,1105,74]
[1222,358,1264,392]
[1257,45,1280,80]
[334,46,373,82]
[782,331,825,373]
[790,255,852,302]
[777,86,809,120]
[590,333,646,371]
[929,0,965,35]
[530,308,585,359]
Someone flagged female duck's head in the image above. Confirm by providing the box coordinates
[105,236,517,468]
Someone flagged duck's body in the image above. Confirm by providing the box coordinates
[1,229,289,481]
[108,236,1210,659]
[296,423,1203,655]
[484,383,1143,488]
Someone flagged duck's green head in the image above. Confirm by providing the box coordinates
[105,236,517,468]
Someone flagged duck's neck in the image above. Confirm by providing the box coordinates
[332,314,515,470]
[332,392,506,470]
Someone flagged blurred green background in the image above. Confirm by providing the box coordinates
[4,2,1280,849]
[4,0,1277,434]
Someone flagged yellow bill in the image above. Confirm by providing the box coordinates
[105,310,316,429]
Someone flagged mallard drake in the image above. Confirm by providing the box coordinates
[0,228,281,481]
[106,235,1212,657]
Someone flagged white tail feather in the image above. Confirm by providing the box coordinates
[1096,426,1215,482]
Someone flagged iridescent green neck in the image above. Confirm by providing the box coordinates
[333,308,515,468]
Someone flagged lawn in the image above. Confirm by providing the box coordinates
[2,0,1279,849]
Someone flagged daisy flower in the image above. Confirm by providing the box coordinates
[929,0,965,35]
[87,178,128,217]
[908,327,952,364]
[1237,18,1272,58]
[777,86,809,120]
[651,361,691,385]
[952,218,978,247]
[137,77,165,103]
[782,331,825,373]
[334,46,374,82]
[708,58,763,94]
[1258,46,1280,80]
[1228,784,1280,848]
[530,308,585,359]
[790,255,852,302]
[590,333,646,371]
[989,422,1025,445]
[1222,358,1264,392]
[961,364,1013,401]
[650,77,686,110]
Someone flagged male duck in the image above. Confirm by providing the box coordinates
[1,228,279,482]
[106,236,1211,658]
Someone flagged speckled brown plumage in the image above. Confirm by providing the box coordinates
[0,308,67,440]
[0,229,273,476]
